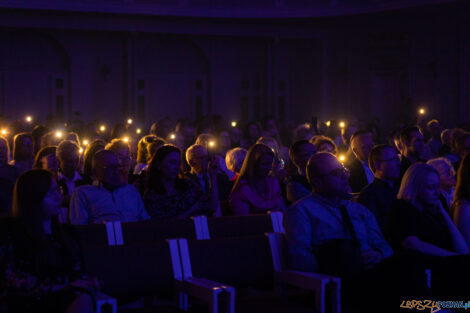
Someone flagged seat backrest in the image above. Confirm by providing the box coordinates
[121,219,196,243]
[82,241,176,298]
[185,235,274,288]
[206,214,274,239]
[72,223,110,246]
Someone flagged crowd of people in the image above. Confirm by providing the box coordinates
[1,113,470,312]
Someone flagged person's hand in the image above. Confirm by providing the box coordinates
[361,249,383,268]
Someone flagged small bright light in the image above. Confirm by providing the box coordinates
[136,128,142,134]
[170,133,176,140]
[231,121,237,127]
[55,131,63,139]
[339,121,346,129]
[0,129,8,136]
[209,140,216,148]
[100,125,106,132]
[83,139,89,146]
[127,118,133,125]
[79,147,84,154]
[25,116,32,123]
[123,137,129,143]
[419,108,426,115]
[339,154,346,163]
[326,121,331,127]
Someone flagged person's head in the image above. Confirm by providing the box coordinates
[244,122,261,142]
[310,135,337,155]
[13,132,34,162]
[306,152,351,200]
[230,127,242,147]
[427,157,456,192]
[350,130,374,163]
[136,135,156,164]
[92,150,122,188]
[369,145,401,182]
[225,147,247,174]
[256,137,280,155]
[289,140,317,175]
[65,132,80,146]
[186,144,209,175]
[13,169,61,223]
[0,136,10,166]
[105,139,131,183]
[292,123,314,142]
[150,117,174,139]
[400,126,424,159]
[57,140,80,177]
[146,138,166,163]
[235,144,275,189]
[83,140,106,178]
[40,131,62,148]
[392,130,403,155]
[32,125,49,154]
[110,123,126,140]
[427,120,441,139]
[441,129,452,147]
[341,124,358,146]
[397,163,440,209]
[148,145,182,190]
[195,133,216,149]
[218,130,231,152]
[453,131,470,158]
[33,146,59,174]
[262,116,278,138]
[454,153,470,203]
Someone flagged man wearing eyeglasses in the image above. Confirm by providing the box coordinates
[69,150,149,224]
[357,145,401,231]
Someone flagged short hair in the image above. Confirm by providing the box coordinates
[397,163,439,206]
[225,147,247,173]
[83,140,106,178]
[368,144,394,173]
[40,131,60,148]
[185,144,207,164]
[57,140,79,159]
[310,135,337,155]
[13,132,33,161]
[292,123,314,142]
[33,146,57,169]
[195,133,215,147]
[136,135,156,164]
[399,126,421,145]
[426,119,439,128]
[289,140,312,162]
[427,157,454,177]
[350,130,371,144]
[105,139,130,153]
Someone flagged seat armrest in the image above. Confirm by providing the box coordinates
[95,292,117,313]
[274,270,340,313]
[175,277,235,313]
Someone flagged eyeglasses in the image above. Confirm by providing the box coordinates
[320,166,350,179]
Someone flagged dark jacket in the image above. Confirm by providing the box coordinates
[345,157,369,194]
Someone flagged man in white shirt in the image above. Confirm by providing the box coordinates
[69,150,149,224]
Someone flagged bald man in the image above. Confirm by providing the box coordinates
[345,130,374,193]
[69,150,149,224]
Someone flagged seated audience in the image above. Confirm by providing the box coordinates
[185,144,231,202]
[345,130,374,193]
[286,140,317,203]
[426,120,442,158]
[427,157,455,214]
[6,169,97,313]
[357,145,400,231]
[399,126,426,178]
[33,146,59,177]
[11,132,34,174]
[69,150,149,224]
[387,163,470,299]
[229,143,285,215]
[451,153,470,249]
[439,128,452,156]
[225,147,247,183]
[144,144,220,219]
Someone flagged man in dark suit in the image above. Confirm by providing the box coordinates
[399,126,426,179]
[357,145,401,231]
[345,130,374,193]
[184,144,231,202]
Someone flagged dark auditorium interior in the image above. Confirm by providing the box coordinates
[0,0,470,312]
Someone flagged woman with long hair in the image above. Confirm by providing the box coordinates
[144,144,219,219]
[451,153,470,248]
[82,139,105,184]
[6,169,98,312]
[33,146,59,177]
[387,163,470,299]
[229,143,285,215]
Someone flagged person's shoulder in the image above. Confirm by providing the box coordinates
[75,184,98,193]
[286,194,316,214]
